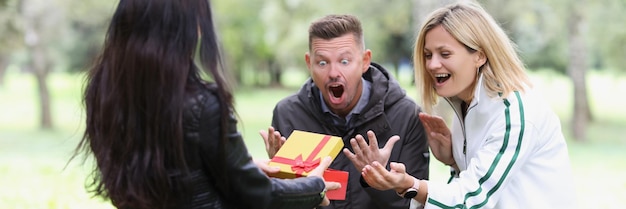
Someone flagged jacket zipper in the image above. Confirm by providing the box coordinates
[444,98,468,165]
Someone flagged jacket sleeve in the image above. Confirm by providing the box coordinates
[197,93,325,209]
[424,100,534,209]
[398,107,430,181]
[365,105,430,209]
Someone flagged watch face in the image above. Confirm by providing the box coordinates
[404,188,418,199]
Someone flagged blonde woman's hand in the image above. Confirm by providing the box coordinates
[419,112,455,166]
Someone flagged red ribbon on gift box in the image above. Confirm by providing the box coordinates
[270,135,331,177]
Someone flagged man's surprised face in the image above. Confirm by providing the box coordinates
[306,34,371,117]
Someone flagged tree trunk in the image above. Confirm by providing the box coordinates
[255,59,269,87]
[567,3,591,142]
[23,4,53,130]
[268,58,282,87]
[411,0,456,86]
[0,55,7,86]
[411,0,429,86]
[29,42,53,129]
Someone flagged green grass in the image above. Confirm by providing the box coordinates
[0,69,625,208]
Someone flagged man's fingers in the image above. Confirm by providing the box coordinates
[272,131,281,141]
[355,134,369,152]
[342,148,356,160]
[260,130,274,158]
[261,127,284,158]
[259,130,268,140]
[271,131,282,148]
[383,135,400,152]
[366,130,379,150]
[260,126,276,145]
[260,130,269,144]
[371,161,388,173]
[350,137,364,157]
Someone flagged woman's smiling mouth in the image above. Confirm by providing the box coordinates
[435,73,451,83]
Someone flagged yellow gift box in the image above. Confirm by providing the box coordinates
[268,130,344,179]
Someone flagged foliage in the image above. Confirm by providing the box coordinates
[0,0,21,54]
[481,0,626,73]
[2,0,625,80]
[213,0,361,86]
[587,0,626,71]
[58,0,116,72]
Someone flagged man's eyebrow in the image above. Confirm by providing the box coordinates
[313,53,328,58]
[339,51,353,57]
[312,50,354,59]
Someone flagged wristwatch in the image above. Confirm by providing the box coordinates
[396,177,420,199]
[320,188,327,199]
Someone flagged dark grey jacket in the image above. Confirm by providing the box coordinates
[271,63,430,209]
[180,83,326,209]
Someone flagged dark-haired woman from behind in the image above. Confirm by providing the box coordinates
[73,0,339,209]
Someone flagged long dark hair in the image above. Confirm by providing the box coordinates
[74,0,232,208]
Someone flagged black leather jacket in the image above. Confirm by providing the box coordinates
[179,83,325,209]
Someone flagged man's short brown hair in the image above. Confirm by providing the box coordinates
[308,14,364,51]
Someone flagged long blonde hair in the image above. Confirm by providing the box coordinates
[414,2,531,113]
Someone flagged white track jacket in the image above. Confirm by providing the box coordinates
[424,75,576,209]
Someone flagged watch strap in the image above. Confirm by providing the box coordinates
[396,177,420,199]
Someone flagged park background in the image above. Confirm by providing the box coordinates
[0,0,625,208]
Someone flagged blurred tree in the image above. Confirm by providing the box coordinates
[410,0,459,85]
[0,0,21,86]
[588,0,626,72]
[214,0,623,91]
[59,0,115,72]
[363,0,413,77]
[259,0,304,87]
[482,0,594,141]
[0,0,112,129]
[567,0,592,142]
[482,0,569,73]
[215,0,356,87]
[214,0,266,86]
[19,0,69,129]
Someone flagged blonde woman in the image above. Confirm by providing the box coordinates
[346,2,575,208]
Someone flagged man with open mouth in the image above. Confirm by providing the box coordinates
[261,14,430,209]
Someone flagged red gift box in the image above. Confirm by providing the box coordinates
[324,169,349,200]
